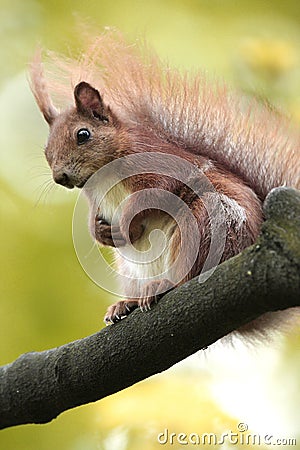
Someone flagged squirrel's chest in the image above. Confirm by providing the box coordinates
[89,181,177,286]
[92,181,130,223]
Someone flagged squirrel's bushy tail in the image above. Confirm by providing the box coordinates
[31,29,300,198]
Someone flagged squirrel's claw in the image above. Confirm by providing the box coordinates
[104,299,139,324]
[104,279,174,324]
[138,279,174,311]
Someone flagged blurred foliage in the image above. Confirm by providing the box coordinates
[0,0,299,449]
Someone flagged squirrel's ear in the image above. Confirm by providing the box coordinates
[74,82,106,120]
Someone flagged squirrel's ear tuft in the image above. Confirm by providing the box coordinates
[74,82,106,120]
[29,50,59,126]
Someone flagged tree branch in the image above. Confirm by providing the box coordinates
[0,187,299,430]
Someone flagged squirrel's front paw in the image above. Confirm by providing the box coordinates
[95,216,126,247]
[104,300,139,324]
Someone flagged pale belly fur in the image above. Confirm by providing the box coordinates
[88,180,178,297]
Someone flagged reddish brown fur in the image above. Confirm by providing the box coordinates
[30,30,299,198]
[29,30,299,330]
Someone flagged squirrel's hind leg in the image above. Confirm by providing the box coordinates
[104,279,174,324]
[137,279,175,311]
[104,299,139,324]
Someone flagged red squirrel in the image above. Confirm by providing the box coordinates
[30,31,299,326]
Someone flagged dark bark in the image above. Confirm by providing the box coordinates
[0,187,299,430]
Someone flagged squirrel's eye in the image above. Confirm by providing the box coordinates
[77,128,91,145]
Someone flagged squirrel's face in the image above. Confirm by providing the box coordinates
[44,82,121,189]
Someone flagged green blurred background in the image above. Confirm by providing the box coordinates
[0,1,300,449]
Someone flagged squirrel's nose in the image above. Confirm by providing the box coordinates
[53,172,74,189]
